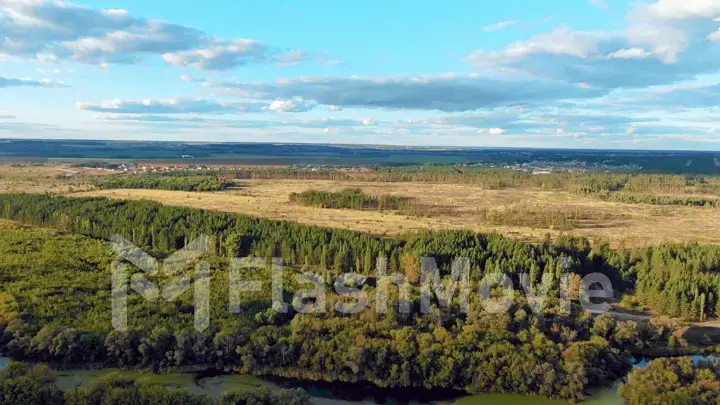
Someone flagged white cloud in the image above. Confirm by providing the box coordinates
[162,40,269,70]
[589,0,608,10]
[0,0,313,70]
[468,27,608,64]
[266,98,316,112]
[0,76,68,88]
[465,2,720,89]
[709,28,720,41]
[489,128,506,135]
[75,98,267,114]
[275,50,311,67]
[201,73,604,112]
[361,118,376,126]
[327,105,343,111]
[482,20,519,32]
[607,48,653,59]
[644,0,720,20]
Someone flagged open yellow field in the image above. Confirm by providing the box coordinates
[0,163,101,194]
[73,179,720,247]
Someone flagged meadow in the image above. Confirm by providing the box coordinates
[5,163,720,247]
[76,178,720,247]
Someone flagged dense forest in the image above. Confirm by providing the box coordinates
[0,225,678,401]
[619,357,720,404]
[1,193,720,322]
[2,193,720,400]
[97,175,234,192]
[0,362,310,405]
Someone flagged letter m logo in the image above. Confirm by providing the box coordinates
[111,234,211,331]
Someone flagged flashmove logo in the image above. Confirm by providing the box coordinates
[111,234,211,332]
[110,235,614,332]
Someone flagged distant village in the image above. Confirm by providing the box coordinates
[46,158,645,176]
[504,159,643,174]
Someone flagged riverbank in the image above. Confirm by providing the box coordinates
[0,355,625,404]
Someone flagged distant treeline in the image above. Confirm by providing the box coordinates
[91,166,720,206]
[478,204,615,230]
[97,175,234,192]
[0,362,310,405]
[231,166,720,207]
[601,192,720,207]
[70,161,121,170]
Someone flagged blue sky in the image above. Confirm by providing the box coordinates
[1,0,720,149]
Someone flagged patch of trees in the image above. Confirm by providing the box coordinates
[290,188,411,210]
[97,175,234,192]
[632,244,720,322]
[619,357,720,404]
[0,361,310,405]
[70,162,121,170]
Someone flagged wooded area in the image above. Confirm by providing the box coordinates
[619,357,720,404]
[1,193,720,322]
[1,193,720,400]
[97,175,233,192]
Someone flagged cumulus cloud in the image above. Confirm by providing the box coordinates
[607,48,653,59]
[465,2,720,89]
[275,50,311,67]
[75,98,267,114]
[631,81,720,109]
[0,0,313,70]
[406,110,662,137]
[482,20,519,32]
[266,98,317,112]
[643,0,720,20]
[201,73,604,112]
[0,76,67,88]
[162,40,269,70]
[709,28,720,41]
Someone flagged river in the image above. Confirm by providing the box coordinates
[1,356,701,405]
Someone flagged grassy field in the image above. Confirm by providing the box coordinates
[4,163,720,247]
[0,163,100,194]
[73,178,720,247]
